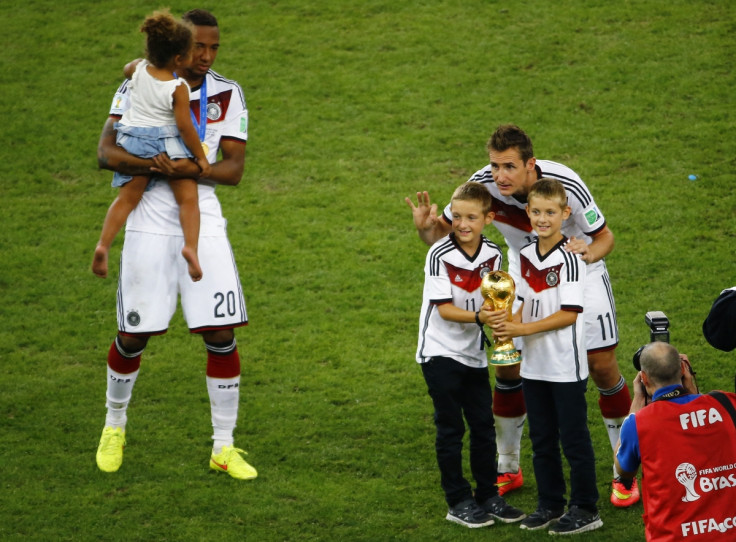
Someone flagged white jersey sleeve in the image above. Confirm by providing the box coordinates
[109,80,131,117]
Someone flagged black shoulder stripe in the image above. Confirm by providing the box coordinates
[208,71,247,109]
[559,178,592,208]
[540,166,593,208]
[469,168,494,184]
[428,239,455,276]
[561,248,580,282]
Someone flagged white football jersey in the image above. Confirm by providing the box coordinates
[517,238,587,382]
[109,70,248,237]
[416,234,503,368]
[443,159,608,270]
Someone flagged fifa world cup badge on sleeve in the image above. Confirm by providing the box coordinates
[110,92,129,116]
[481,270,522,366]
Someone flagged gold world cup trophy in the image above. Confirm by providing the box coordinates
[481,270,522,366]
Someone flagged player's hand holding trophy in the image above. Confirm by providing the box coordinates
[481,270,522,366]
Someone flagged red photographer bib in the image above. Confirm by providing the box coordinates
[636,393,736,541]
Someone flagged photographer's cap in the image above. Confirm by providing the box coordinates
[703,287,736,352]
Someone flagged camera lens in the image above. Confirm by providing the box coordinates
[632,345,645,371]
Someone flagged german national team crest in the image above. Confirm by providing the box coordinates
[479,266,491,278]
[521,255,564,293]
[206,102,222,121]
[127,311,141,327]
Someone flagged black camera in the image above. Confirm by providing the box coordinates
[632,311,670,370]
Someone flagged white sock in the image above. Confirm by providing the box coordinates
[495,414,526,473]
[603,416,625,477]
[207,375,240,454]
[603,416,625,451]
[105,366,139,429]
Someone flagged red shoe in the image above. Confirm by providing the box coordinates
[611,476,640,507]
[496,468,523,496]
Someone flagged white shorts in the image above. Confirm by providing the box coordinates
[117,231,248,334]
[582,261,618,353]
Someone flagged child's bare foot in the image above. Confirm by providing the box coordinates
[92,245,109,278]
[182,246,203,282]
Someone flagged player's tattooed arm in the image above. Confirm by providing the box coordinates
[97,118,154,175]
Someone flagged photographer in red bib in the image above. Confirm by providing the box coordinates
[615,341,736,541]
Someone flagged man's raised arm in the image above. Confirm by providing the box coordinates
[405,191,452,246]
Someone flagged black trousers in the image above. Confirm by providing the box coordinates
[523,377,599,512]
[422,356,498,506]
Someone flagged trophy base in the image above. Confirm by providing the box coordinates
[489,349,522,366]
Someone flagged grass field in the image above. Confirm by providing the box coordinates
[2,0,735,540]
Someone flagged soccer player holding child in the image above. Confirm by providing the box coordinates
[92,9,211,282]
[94,9,255,480]
[416,182,525,528]
[488,179,602,534]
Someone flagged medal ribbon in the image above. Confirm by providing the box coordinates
[190,76,208,143]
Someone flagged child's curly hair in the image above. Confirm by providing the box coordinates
[140,9,193,69]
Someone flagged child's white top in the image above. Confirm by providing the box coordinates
[120,60,190,128]
[517,238,587,382]
[416,234,503,368]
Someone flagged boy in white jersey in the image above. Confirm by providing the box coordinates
[406,124,636,507]
[416,182,525,528]
[488,179,602,535]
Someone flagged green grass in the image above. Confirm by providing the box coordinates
[2,0,735,540]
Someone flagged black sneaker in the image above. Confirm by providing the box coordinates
[549,506,603,535]
[479,495,526,523]
[445,498,495,528]
[519,508,564,530]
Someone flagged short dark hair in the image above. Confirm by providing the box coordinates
[451,182,493,215]
[182,9,218,27]
[487,124,534,163]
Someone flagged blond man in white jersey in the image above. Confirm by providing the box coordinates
[406,124,637,507]
[94,9,256,480]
